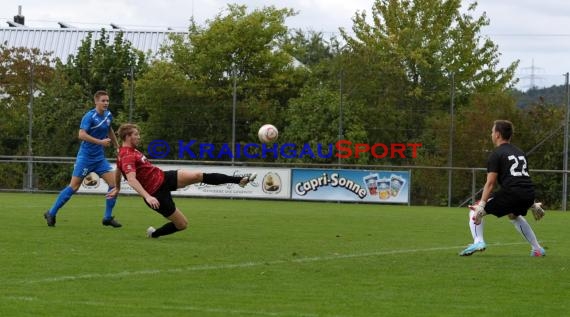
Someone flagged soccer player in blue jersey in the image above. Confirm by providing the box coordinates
[43,90,122,228]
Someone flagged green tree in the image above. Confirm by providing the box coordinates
[31,62,88,189]
[516,102,566,208]
[284,86,367,164]
[138,4,308,160]
[64,29,147,120]
[0,45,55,189]
[282,30,348,97]
[0,46,54,155]
[419,92,521,206]
[340,0,519,154]
[133,60,196,157]
[283,30,335,67]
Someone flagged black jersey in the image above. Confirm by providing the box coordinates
[487,143,534,193]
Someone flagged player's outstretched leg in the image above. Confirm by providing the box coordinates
[179,171,257,188]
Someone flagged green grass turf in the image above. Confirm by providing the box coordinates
[1,192,569,316]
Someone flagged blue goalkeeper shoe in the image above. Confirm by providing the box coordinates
[530,247,546,257]
[459,241,487,256]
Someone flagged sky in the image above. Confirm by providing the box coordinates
[1,0,570,89]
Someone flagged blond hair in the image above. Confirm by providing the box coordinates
[117,123,140,141]
[94,90,108,101]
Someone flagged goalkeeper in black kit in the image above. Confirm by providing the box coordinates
[459,120,546,257]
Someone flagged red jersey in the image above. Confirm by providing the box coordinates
[117,146,164,195]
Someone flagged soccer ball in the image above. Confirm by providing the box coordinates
[83,172,100,187]
[258,124,279,143]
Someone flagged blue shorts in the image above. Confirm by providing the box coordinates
[72,157,113,178]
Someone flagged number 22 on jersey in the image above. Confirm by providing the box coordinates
[508,155,529,177]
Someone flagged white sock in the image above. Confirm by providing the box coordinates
[469,210,485,244]
[510,216,541,250]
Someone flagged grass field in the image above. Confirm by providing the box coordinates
[1,192,569,317]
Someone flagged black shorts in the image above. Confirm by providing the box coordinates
[144,170,178,217]
[485,188,534,218]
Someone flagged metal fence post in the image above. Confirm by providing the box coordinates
[562,73,570,211]
[26,63,34,191]
[448,73,455,207]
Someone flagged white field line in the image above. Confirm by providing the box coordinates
[12,241,530,285]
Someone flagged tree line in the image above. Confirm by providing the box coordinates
[0,1,566,207]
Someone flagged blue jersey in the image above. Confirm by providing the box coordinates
[77,108,113,160]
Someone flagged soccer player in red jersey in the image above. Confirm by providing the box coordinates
[109,123,256,238]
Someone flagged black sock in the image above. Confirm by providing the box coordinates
[202,173,241,185]
[152,222,179,238]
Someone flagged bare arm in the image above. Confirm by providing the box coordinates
[125,172,160,209]
[108,127,120,150]
[78,129,111,147]
[480,172,498,205]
